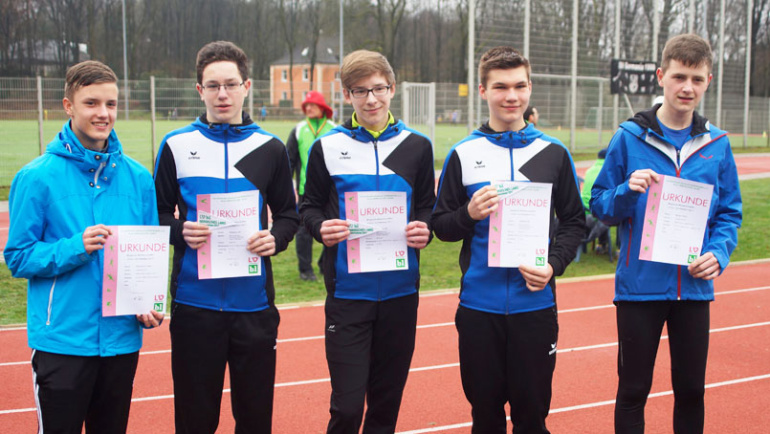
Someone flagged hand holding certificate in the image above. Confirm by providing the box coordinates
[102,226,170,317]
[639,175,713,266]
[197,190,262,279]
[345,191,409,273]
[488,181,552,269]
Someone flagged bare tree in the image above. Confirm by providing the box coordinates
[279,0,301,104]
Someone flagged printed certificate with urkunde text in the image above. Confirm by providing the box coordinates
[345,191,408,273]
[197,190,262,279]
[102,225,170,316]
[488,181,552,269]
[639,175,713,266]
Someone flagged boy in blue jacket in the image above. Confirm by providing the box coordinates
[590,34,742,433]
[300,49,435,434]
[432,46,585,433]
[4,60,162,433]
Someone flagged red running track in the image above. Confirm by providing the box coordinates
[1,260,769,433]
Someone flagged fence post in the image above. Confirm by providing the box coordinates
[597,83,604,147]
[151,76,156,168]
[37,76,44,155]
[249,82,254,120]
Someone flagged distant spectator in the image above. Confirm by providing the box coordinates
[580,147,610,251]
[260,105,267,122]
[523,105,539,126]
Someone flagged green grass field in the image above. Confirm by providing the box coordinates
[2,119,768,189]
[1,177,768,326]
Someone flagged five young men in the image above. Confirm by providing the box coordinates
[5,33,744,434]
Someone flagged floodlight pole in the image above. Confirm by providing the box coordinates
[467,0,475,134]
[122,0,129,120]
[744,0,753,148]
[339,0,344,122]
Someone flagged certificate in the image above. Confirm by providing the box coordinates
[639,175,713,266]
[345,191,408,273]
[102,226,170,316]
[488,181,552,268]
[197,190,261,279]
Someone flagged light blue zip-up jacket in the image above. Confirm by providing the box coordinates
[4,121,158,357]
[590,106,743,302]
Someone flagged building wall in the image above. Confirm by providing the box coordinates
[270,62,339,110]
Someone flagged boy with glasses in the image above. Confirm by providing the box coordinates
[5,60,162,433]
[300,49,436,433]
[153,40,298,433]
[431,46,585,433]
[590,33,742,434]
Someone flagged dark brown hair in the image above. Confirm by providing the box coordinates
[196,41,249,84]
[478,46,531,87]
[661,33,713,72]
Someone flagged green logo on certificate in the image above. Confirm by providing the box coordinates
[687,254,697,264]
[153,303,163,311]
[249,264,259,274]
[396,258,406,268]
[536,257,545,266]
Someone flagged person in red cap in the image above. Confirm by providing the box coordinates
[286,91,336,281]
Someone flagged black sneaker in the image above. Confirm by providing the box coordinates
[300,271,317,282]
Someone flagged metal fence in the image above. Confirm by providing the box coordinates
[1,73,769,185]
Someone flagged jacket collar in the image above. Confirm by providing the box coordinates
[630,104,710,138]
[336,116,405,143]
[473,121,545,148]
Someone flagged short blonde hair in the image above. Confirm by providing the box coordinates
[340,50,395,90]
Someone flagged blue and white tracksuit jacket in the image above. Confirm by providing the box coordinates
[5,121,158,356]
[299,119,436,301]
[153,113,299,312]
[431,123,586,315]
[590,106,743,302]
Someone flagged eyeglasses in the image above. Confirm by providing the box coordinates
[201,82,245,94]
[348,85,392,99]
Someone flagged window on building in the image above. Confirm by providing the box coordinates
[303,68,309,81]
[282,91,288,100]
[281,70,288,82]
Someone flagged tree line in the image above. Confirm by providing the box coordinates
[1,0,768,96]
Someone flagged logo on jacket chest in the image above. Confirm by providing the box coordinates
[474,160,485,169]
[188,151,201,160]
[339,151,352,160]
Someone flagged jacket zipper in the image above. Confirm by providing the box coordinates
[373,138,382,301]
[507,141,514,314]
[221,128,230,311]
[93,161,106,187]
[46,277,58,325]
[626,217,633,267]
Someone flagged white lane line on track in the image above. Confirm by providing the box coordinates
[1,285,769,367]
[393,373,770,434]
[2,322,770,414]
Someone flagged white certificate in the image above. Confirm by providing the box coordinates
[344,191,408,273]
[197,190,262,279]
[488,181,552,268]
[639,175,713,266]
[102,226,170,316]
